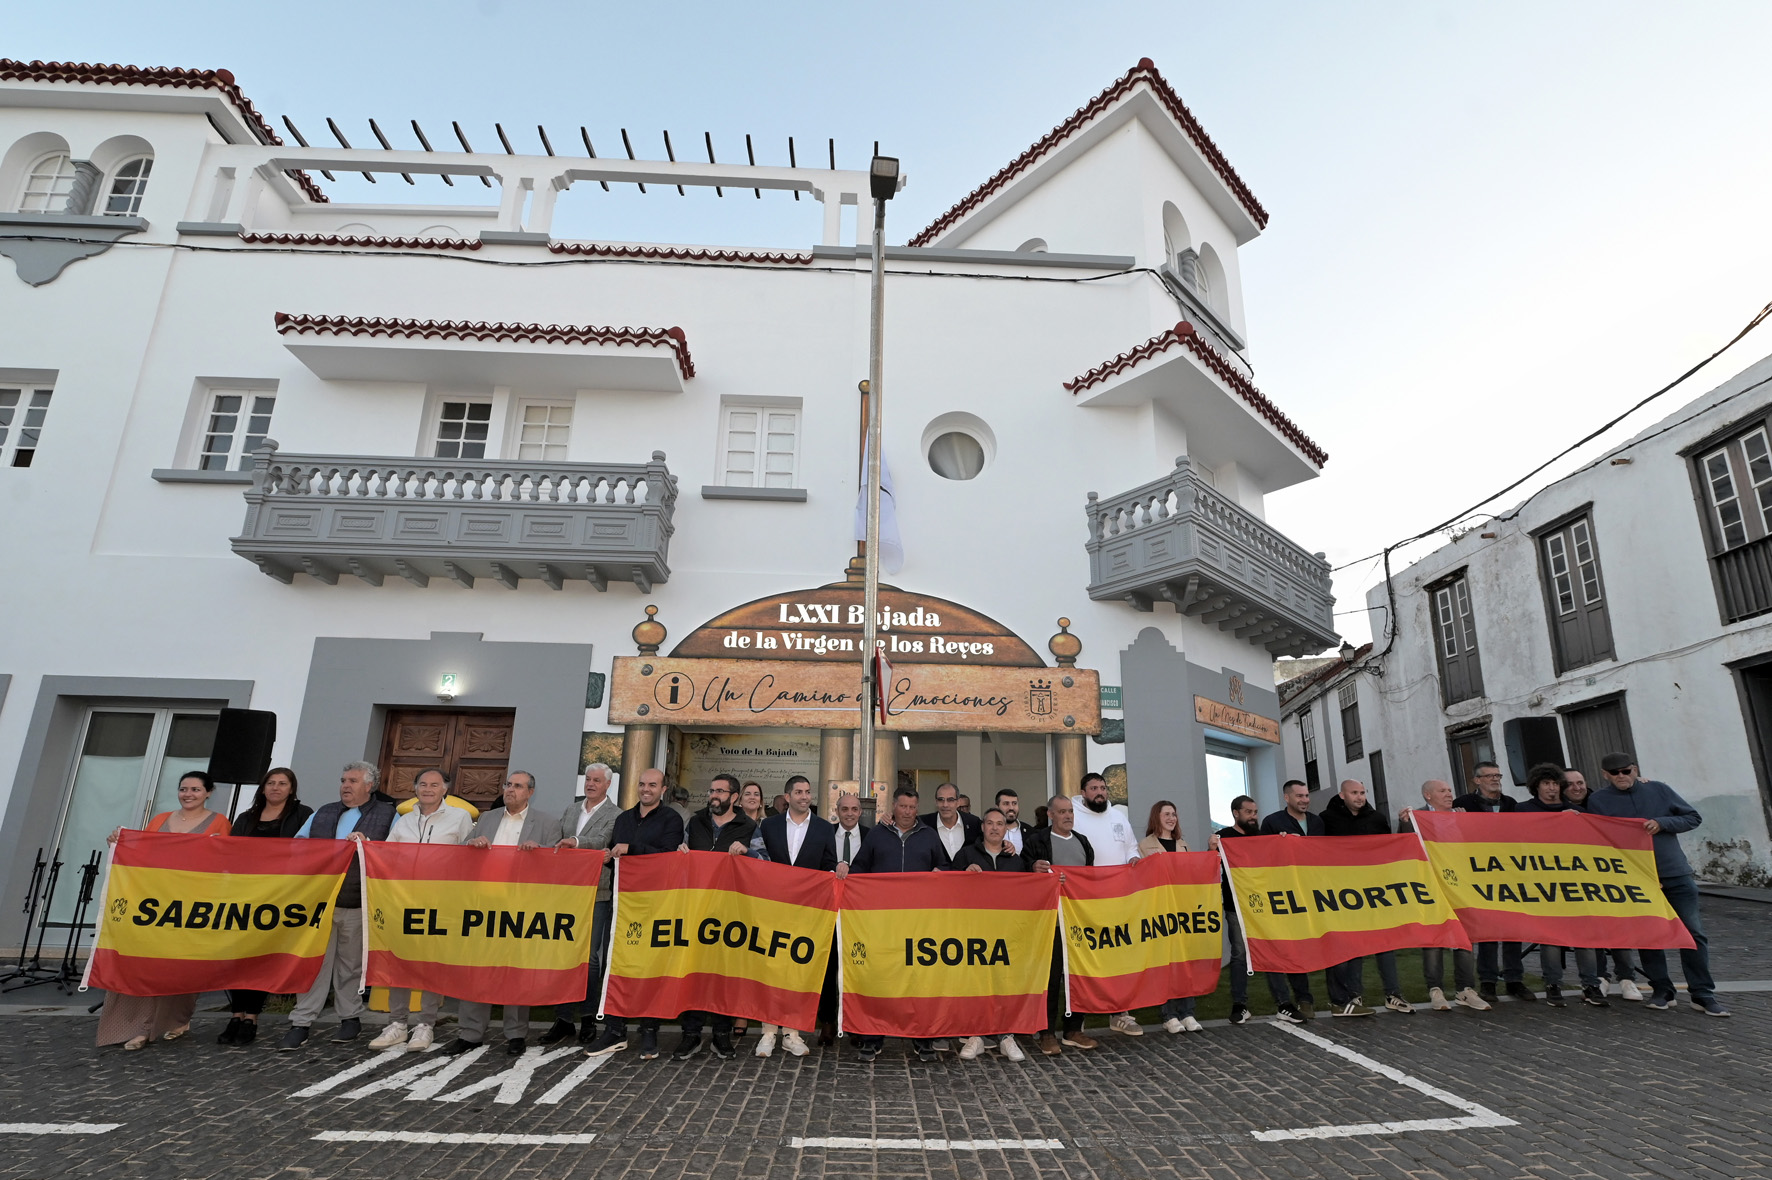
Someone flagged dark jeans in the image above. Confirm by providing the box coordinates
[1224,910,1249,1007]
[1476,941,1524,985]
[228,989,266,1015]
[679,1011,733,1039]
[1331,952,1402,1003]
[1597,947,1643,982]
[1160,996,1196,1021]
[1540,945,1599,989]
[1639,874,1715,1002]
[1421,947,1476,993]
[564,899,617,1031]
[1265,972,1313,1007]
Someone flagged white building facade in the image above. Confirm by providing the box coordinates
[1349,355,1772,886]
[0,56,1339,930]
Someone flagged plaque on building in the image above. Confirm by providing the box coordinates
[1193,695,1281,744]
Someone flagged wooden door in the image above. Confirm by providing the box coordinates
[1560,695,1635,790]
[379,710,515,807]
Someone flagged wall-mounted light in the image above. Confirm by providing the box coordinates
[437,673,458,702]
[901,734,910,751]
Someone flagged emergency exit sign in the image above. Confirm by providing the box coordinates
[1100,685,1122,710]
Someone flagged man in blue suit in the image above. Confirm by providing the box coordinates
[753,775,837,1058]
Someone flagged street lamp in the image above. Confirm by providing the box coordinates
[858,155,899,804]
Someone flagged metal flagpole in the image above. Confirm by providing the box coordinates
[858,155,899,803]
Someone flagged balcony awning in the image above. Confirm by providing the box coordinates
[275,313,695,392]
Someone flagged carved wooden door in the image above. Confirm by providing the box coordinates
[379,710,515,808]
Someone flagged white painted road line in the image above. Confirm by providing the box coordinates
[291,1049,409,1098]
[0,1123,121,1135]
[1254,1022,1516,1142]
[535,1051,613,1105]
[314,1131,598,1145]
[438,1045,582,1104]
[789,1137,1065,1151]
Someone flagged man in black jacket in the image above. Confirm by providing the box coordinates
[922,782,982,864]
[752,777,838,1059]
[1453,762,1531,1004]
[951,808,1029,873]
[671,773,753,1062]
[848,785,948,1062]
[994,788,1034,855]
[1208,794,1260,1024]
[586,768,685,1060]
[1321,779,1410,1018]
[1026,794,1095,1056]
[1253,780,1321,1023]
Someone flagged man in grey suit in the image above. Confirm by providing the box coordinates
[539,762,621,1046]
[443,771,556,1056]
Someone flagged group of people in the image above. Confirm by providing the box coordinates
[94,750,1727,1059]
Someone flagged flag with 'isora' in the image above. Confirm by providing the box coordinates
[1060,853,1224,1014]
[84,832,352,997]
[361,843,604,1007]
[1412,811,1694,950]
[839,871,1057,1038]
[603,852,837,1030]
[1221,834,1469,974]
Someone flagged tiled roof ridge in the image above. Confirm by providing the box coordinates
[549,241,815,265]
[241,232,482,252]
[908,58,1267,248]
[1064,321,1327,467]
[272,313,695,379]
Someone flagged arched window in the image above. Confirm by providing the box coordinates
[103,157,152,216]
[1161,202,1190,268]
[19,152,75,213]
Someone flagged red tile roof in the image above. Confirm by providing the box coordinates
[242,232,482,252]
[1278,643,1371,706]
[908,58,1267,249]
[1065,322,1327,467]
[549,241,814,266]
[273,313,695,380]
[0,58,328,204]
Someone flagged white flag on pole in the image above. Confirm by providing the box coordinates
[854,445,904,575]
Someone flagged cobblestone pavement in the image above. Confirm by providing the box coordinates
[0,900,1766,1180]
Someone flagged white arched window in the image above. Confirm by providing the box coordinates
[103,157,152,216]
[19,152,76,213]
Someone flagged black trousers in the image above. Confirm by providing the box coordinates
[228,989,266,1015]
[1045,932,1081,1034]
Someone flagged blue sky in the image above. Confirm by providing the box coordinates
[14,1,1772,641]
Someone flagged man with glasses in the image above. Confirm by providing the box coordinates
[1588,753,1728,1017]
[1453,761,1533,1006]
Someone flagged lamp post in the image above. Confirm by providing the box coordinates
[858,154,899,803]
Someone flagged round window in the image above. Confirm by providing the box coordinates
[927,431,986,481]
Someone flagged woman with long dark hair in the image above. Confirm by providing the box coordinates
[1135,799,1205,1035]
[217,767,312,1045]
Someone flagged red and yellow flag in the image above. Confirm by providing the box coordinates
[361,843,604,1006]
[1060,853,1223,1014]
[1412,811,1695,949]
[1221,834,1469,973]
[604,852,837,1029]
[838,871,1057,1038]
[85,832,351,996]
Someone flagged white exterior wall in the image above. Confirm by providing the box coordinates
[1364,356,1772,885]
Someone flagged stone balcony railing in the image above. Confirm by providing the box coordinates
[230,442,677,591]
[1086,457,1337,657]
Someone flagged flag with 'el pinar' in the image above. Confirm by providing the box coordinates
[1412,811,1694,950]
[86,832,352,996]
[361,843,604,1007]
[1220,834,1469,974]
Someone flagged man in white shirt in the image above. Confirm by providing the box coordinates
[447,772,554,1056]
[540,763,621,1046]
[1067,772,1144,1036]
[921,782,981,863]
[754,777,838,1059]
[371,768,474,1052]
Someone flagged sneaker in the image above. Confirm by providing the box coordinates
[1456,988,1492,1011]
[505,1038,526,1055]
[711,1032,735,1059]
[1180,1015,1203,1032]
[637,1027,659,1060]
[1060,1031,1099,1050]
[538,1019,576,1046]
[753,1032,776,1059]
[1384,995,1414,1015]
[278,1026,310,1052]
[1298,1000,1316,1021]
[368,1022,409,1050]
[442,1038,479,1055]
[217,1017,242,1046]
[1645,990,1676,1010]
[1544,986,1566,1008]
[999,1035,1026,1062]
[1619,980,1645,1002]
[672,1035,704,1061]
[1506,982,1537,1003]
[407,1023,434,1051]
[1581,986,1610,1008]
[1333,1001,1374,1018]
[857,1042,879,1063]
[1478,983,1499,1005]
[1162,1017,1183,1034]
[1037,1032,1062,1056]
[330,1018,362,1042]
[1692,995,1730,1017]
[914,1042,938,1062]
[1429,987,1452,1011]
[1229,1004,1251,1025]
[584,1028,629,1056]
[1109,1013,1144,1036]
[781,1030,809,1057]
[958,1036,985,1061]
[1275,1005,1305,1025]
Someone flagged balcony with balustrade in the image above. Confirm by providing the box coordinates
[1085,457,1338,658]
[229,442,677,591]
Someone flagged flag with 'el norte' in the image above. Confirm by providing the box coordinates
[603,852,837,1030]
[84,832,352,996]
[1060,853,1224,1014]
[839,871,1057,1038]
[1411,811,1695,950]
[1220,834,1470,974]
[360,843,604,1007]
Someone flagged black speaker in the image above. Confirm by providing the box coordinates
[1503,716,1564,786]
[209,708,277,785]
